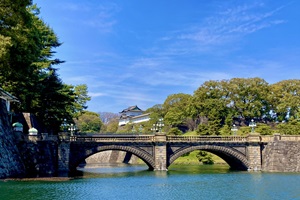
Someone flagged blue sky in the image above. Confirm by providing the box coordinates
[34,0,300,113]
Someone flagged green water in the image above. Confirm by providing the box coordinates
[1,164,300,200]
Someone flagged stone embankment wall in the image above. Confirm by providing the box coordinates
[17,140,58,177]
[0,100,25,178]
[85,150,140,165]
[262,141,300,172]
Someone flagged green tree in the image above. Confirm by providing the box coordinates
[103,118,119,133]
[228,78,270,122]
[163,93,191,129]
[256,123,272,135]
[71,84,91,118]
[144,104,164,133]
[276,118,300,135]
[196,151,214,164]
[269,80,300,122]
[74,111,103,133]
[167,127,183,135]
[0,0,31,60]
[191,80,230,135]
[0,3,90,133]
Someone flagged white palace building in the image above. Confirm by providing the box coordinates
[118,105,150,126]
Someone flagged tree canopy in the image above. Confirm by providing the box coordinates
[148,78,300,135]
[0,2,90,133]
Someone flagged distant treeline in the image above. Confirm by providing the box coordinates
[133,78,300,135]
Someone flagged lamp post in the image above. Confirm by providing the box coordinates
[231,124,238,135]
[151,118,164,134]
[249,119,256,133]
[68,123,76,136]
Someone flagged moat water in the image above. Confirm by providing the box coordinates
[1,164,300,200]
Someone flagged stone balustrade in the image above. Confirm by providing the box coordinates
[68,134,300,143]
[71,135,155,143]
[20,133,300,144]
[167,135,248,142]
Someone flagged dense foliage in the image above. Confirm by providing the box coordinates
[74,111,103,133]
[0,1,90,133]
[147,78,300,135]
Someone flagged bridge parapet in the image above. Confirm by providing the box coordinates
[70,135,155,143]
[167,136,248,143]
[260,135,300,142]
[280,135,300,141]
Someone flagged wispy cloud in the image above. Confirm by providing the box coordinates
[59,2,120,33]
[89,92,107,97]
[159,2,286,53]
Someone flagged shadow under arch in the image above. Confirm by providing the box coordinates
[168,145,249,170]
[70,145,155,172]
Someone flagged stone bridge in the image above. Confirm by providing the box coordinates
[56,133,300,174]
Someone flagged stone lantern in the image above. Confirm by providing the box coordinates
[28,127,39,142]
[12,122,23,132]
[12,122,23,141]
[28,127,38,135]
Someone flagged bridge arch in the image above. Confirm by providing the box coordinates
[168,145,249,170]
[70,145,155,172]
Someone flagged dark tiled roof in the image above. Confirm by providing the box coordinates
[120,105,143,113]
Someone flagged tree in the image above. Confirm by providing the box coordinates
[163,93,192,130]
[0,0,32,61]
[167,127,183,135]
[269,80,300,122]
[144,104,164,132]
[74,111,103,133]
[191,80,230,135]
[196,151,214,164]
[103,118,119,133]
[71,84,91,118]
[37,70,76,133]
[0,4,91,133]
[228,78,270,122]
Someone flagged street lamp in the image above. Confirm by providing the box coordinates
[68,123,76,136]
[151,118,164,133]
[231,124,238,135]
[249,119,256,133]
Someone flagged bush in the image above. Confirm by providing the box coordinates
[219,125,231,135]
[256,123,272,135]
[277,122,300,135]
[196,151,214,164]
[197,123,220,135]
[238,126,250,135]
[167,127,183,135]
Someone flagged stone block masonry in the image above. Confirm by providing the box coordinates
[262,141,300,172]
[0,100,25,178]
[17,140,58,177]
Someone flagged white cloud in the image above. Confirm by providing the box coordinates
[59,2,120,33]
[89,92,107,97]
[157,2,286,54]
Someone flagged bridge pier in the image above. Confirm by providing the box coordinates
[154,133,167,171]
[58,140,70,176]
[247,134,262,171]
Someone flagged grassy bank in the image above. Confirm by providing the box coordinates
[172,150,227,165]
